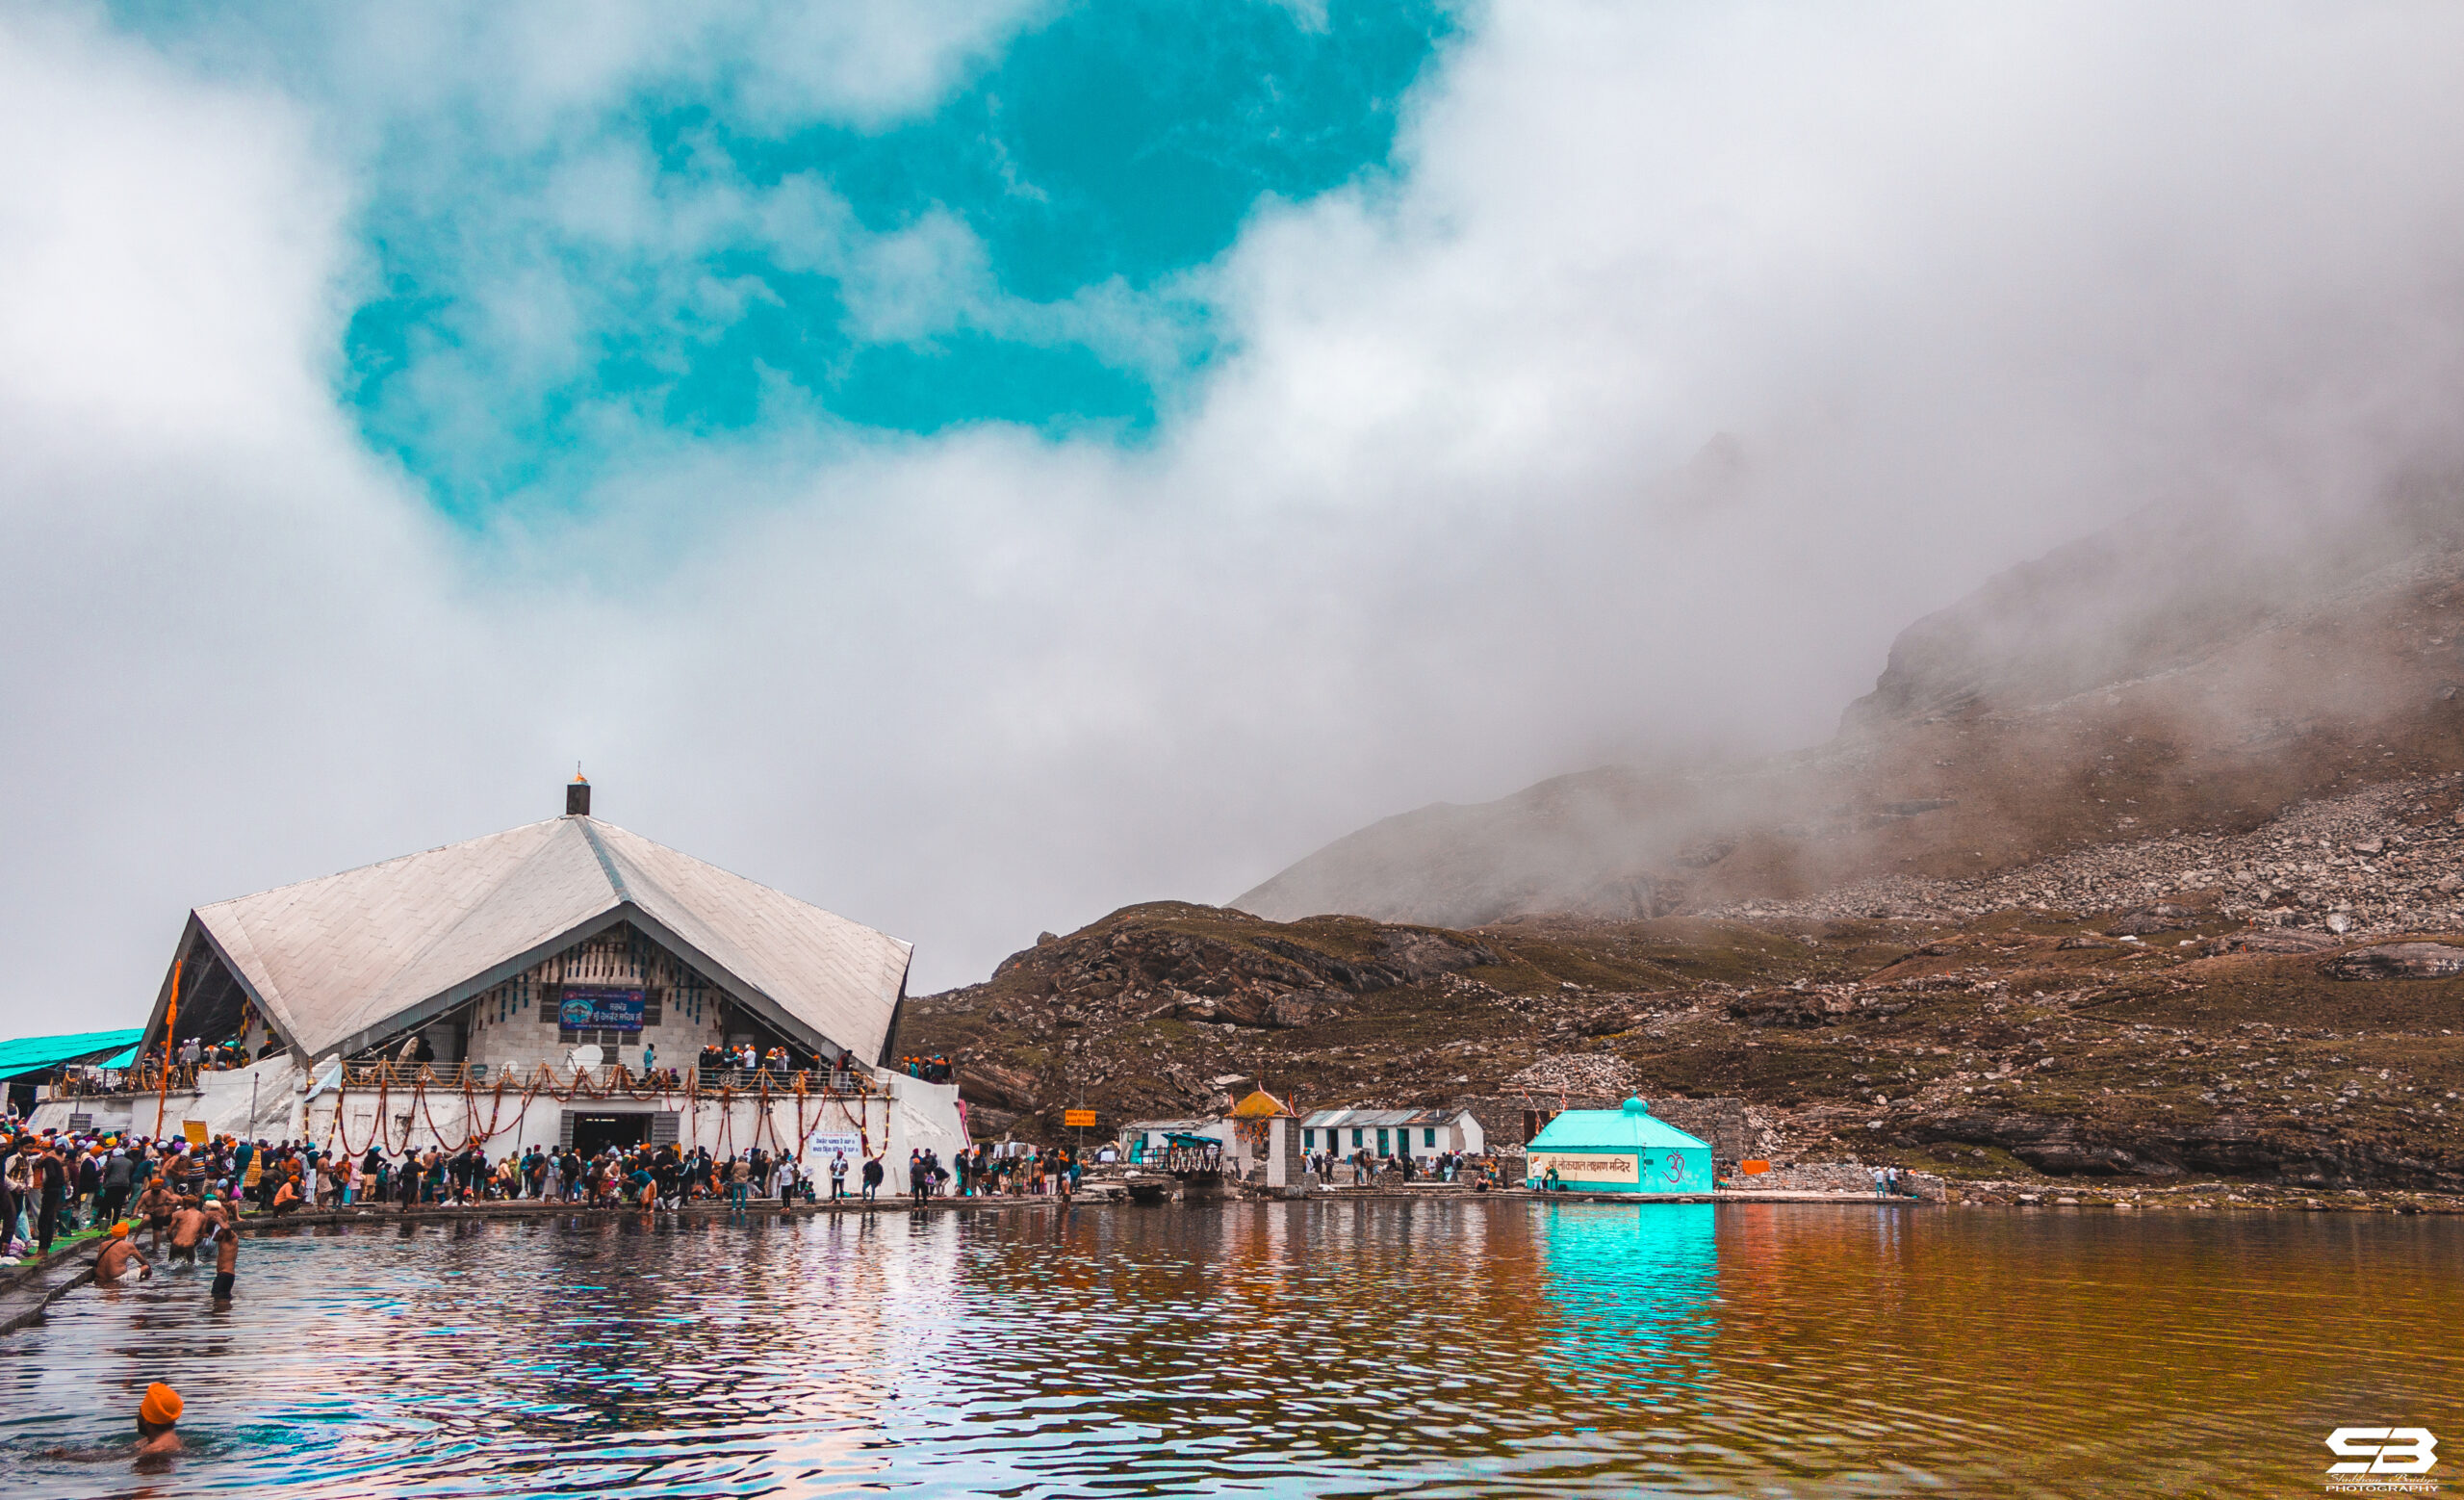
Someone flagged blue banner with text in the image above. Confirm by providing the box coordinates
[559,988,646,1031]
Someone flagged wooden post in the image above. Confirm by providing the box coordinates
[156,955,181,1140]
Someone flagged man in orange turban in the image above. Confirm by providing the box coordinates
[95,1222,149,1284]
[136,1383,182,1455]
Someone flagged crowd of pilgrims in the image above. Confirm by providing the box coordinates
[3,1125,1117,1255]
[1303,1148,1486,1185]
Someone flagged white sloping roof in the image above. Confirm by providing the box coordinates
[188,816,911,1062]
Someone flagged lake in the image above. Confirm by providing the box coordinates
[3,1200,2458,1497]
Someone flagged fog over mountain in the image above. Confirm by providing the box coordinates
[1237,478,2464,925]
[7,5,2464,1031]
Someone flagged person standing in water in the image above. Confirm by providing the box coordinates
[95,1223,150,1283]
[135,1177,174,1254]
[166,1200,207,1265]
[204,1200,238,1304]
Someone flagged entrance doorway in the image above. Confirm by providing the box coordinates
[570,1112,652,1155]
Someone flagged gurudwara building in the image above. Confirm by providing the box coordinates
[31,780,963,1165]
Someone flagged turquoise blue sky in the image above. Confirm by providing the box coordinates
[118,0,1454,522]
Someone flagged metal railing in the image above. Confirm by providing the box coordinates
[335,1060,877,1098]
[696,1066,872,1095]
[48,1063,218,1098]
[52,1058,884,1099]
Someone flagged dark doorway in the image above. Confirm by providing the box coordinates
[571,1112,652,1155]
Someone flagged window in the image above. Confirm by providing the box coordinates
[1302,1129,1315,1150]
[1351,1128,1363,1148]
[1424,1127,1437,1148]
[1376,1128,1390,1155]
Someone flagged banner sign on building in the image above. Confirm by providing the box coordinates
[1526,1151,1638,1185]
[809,1131,862,1157]
[560,988,647,1031]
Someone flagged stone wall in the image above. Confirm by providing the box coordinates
[1644,1098,1750,1166]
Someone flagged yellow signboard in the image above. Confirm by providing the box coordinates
[1063,1109,1098,1127]
[1527,1151,1637,1184]
[182,1120,209,1145]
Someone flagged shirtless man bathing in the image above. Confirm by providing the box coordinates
[202,1198,238,1304]
[94,1223,150,1283]
[166,1198,207,1266]
[134,1178,175,1254]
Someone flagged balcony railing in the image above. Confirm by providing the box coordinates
[334,1060,876,1098]
[51,1058,884,1100]
[48,1063,223,1098]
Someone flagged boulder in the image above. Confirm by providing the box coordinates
[2106,902,2194,936]
[1727,988,1862,1027]
[1266,996,1324,1028]
[960,1061,1043,1113]
[2323,943,2464,980]
[2206,928,2342,956]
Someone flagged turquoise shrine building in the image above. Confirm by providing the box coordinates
[1524,1097,1715,1194]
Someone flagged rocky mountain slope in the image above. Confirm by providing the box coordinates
[1234,487,2464,928]
[900,487,2464,1189]
[902,773,2464,1188]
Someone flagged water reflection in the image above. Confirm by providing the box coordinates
[0,1203,2457,1498]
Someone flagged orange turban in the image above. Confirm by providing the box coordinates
[109,1222,129,1238]
[140,1384,182,1426]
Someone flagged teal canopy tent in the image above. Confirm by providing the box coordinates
[0,1027,145,1081]
[1525,1097,1714,1194]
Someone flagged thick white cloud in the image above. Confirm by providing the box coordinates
[7,4,2464,1035]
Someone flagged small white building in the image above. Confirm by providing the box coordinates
[1300,1106,1485,1165]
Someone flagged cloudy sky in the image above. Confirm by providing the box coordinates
[6,3,2464,1027]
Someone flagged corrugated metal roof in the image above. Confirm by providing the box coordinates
[1300,1106,1470,1128]
[189,816,911,1064]
[0,1028,144,1079]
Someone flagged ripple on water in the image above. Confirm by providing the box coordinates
[0,1203,2458,1497]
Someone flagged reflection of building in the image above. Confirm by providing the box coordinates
[1525,1098,1712,1194]
[28,780,963,1164]
[1537,1199,1719,1380]
[1301,1106,1485,1166]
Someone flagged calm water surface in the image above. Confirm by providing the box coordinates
[2,1201,2457,1498]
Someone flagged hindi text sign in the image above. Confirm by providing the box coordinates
[559,988,647,1032]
